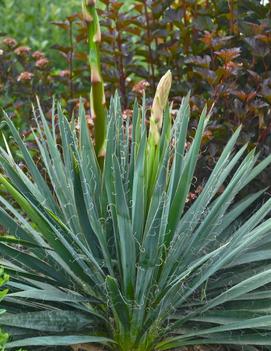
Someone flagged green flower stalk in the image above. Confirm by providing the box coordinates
[82,0,107,162]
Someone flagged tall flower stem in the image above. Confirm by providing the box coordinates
[82,0,107,164]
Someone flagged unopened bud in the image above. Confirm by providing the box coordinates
[151,70,172,129]
[149,70,172,144]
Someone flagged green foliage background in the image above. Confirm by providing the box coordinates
[0,0,79,54]
[0,0,134,54]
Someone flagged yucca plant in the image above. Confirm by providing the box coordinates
[1,68,271,350]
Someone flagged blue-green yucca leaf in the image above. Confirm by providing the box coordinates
[0,267,63,291]
[112,155,136,298]
[0,242,67,285]
[6,335,113,348]
[103,114,121,276]
[0,150,46,210]
[179,150,256,262]
[132,130,147,242]
[58,106,76,181]
[1,93,271,351]
[8,288,89,303]
[160,271,271,348]
[0,196,77,289]
[132,148,170,329]
[166,225,271,334]
[74,158,115,278]
[0,205,36,244]
[165,105,209,242]
[207,188,266,243]
[170,92,191,195]
[0,310,94,332]
[0,235,52,251]
[0,179,104,298]
[34,102,84,239]
[72,155,103,260]
[129,99,140,186]
[106,276,130,333]
[157,142,249,290]
[2,113,59,215]
[176,127,244,240]
[159,105,171,158]
[164,314,271,345]
[78,100,102,209]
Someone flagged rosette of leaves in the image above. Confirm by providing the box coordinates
[0,71,271,350]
